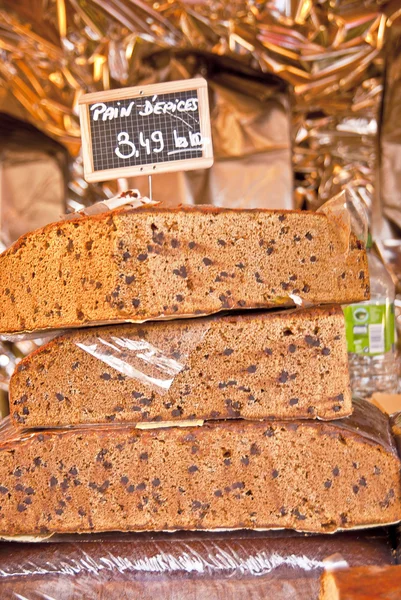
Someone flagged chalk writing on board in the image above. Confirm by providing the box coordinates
[114,130,203,160]
[90,96,199,121]
[89,90,204,172]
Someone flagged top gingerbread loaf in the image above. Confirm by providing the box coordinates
[0,204,369,336]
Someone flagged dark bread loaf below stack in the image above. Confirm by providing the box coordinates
[0,398,399,537]
[0,205,368,336]
[0,530,394,600]
[10,305,351,427]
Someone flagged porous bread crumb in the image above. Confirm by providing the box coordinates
[10,306,352,427]
[0,399,399,536]
[0,205,368,335]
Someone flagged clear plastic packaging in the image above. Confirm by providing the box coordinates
[74,318,208,395]
[318,190,397,397]
[317,189,369,251]
[0,529,394,600]
[62,190,160,220]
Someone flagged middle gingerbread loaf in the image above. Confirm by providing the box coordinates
[10,305,351,428]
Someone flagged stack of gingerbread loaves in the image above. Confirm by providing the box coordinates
[0,202,399,538]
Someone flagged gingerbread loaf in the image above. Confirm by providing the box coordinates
[319,565,401,599]
[0,205,368,336]
[10,305,352,428]
[0,398,399,536]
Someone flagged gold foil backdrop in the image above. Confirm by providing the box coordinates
[380,4,401,231]
[0,0,400,216]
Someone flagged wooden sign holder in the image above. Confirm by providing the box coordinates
[79,78,213,183]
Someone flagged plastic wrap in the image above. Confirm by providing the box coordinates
[75,324,204,395]
[0,529,395,600]
[376,239,401,347]
[63,189,160,219]
[289,189,369,308]
[317,189,369,251]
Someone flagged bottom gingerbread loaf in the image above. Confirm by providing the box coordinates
[0,530,395,600]
[0,398,399,536]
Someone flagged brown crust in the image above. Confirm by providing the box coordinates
[391,412,401,458]
[1,205,327,258]
[1,398,396,455]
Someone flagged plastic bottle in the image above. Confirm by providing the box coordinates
[343,241,398,398]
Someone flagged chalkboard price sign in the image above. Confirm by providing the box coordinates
[79,78,213,183]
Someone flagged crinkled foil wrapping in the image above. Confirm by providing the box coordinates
[0,0,399,215]
[380,4,401,232]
